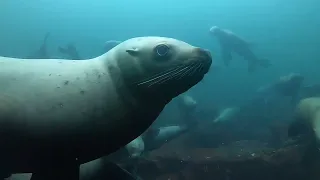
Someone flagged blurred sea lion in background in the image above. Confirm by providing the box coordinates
[301,84,320,99]
[209,26,271,72]
[256,73,304,105]
[58,43,81,60]
[61,122,197,180]
[26,32,50,59]
[58,40,122,60]
[176,94,198,127]
[213,107,240,124]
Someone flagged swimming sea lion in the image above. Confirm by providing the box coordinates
[58,43,81,60]
[213,107,240,123]
[103,40,122,53]
[176,94,198,127]
[256,73,304,105]
[178,94,197,111]
[209,26,271,72]
[0,36,212,180]
[301,84,320,99]
[26,32,50,59]
[124,136,145,158]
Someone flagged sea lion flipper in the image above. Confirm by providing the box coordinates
[39,32,50,59]
[248,57,270,72]
[259,58,272,68]
[221,48,232,66]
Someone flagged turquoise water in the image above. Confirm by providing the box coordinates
[0,0,319,112]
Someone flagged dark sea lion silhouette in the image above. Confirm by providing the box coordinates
[58,43,81,60]
[26,32,50,59]
[256,73,304,105]
[58,40,121,60]
[209,26,271,72]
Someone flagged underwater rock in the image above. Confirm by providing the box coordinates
[131,139,319,180]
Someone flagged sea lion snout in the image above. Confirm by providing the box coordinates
[189,47,212,74]
[209,26,220,35]
[192,47,212,63]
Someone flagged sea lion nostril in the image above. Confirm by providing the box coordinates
[193,48,212,60]
[203,49,212,58]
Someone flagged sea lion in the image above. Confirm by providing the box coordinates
[209,26,271,72]
[58,43,81,60]
[0,36,212,180]
[142,125,189,152]
[301,84,320,99]
[81,124,192,180]
[213,107,240,123]
[256,73,304,105]
[288,97,320,140]
[124,136,145,158]
[178,94,197,111]
[176,94,198,127]
[26,32,50,59]
[75,124,191,180]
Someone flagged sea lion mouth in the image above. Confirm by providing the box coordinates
[131,57,211,102]
[135,60,210,88]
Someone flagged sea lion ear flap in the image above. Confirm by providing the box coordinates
[126,48,139,56]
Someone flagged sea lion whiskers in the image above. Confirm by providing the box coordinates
[148,65,195,86]
[177,62,204,80]
[135,61,202,87]
[135,64,189,87]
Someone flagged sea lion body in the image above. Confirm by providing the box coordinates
[213,107,239,123]
[143,126,188,151]
[256,73,304,105]
[209,26,270,72]
[26,32,50,59]
[0,36,212,179]
[8,124,191,180]
[176,94,198,127]
[288,97,320,139]
[77,125,190,180]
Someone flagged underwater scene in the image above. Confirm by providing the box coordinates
[1,0,320,179]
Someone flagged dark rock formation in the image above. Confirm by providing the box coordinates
[127,138,319,180]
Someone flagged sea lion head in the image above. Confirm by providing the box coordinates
[291,97,320,141]
[124,136,145,158]
[110,36,212,102]
[209,26,223,36]
[276,73,304,96]
[178,94,197,112]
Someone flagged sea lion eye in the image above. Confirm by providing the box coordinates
[155,44,169,57]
